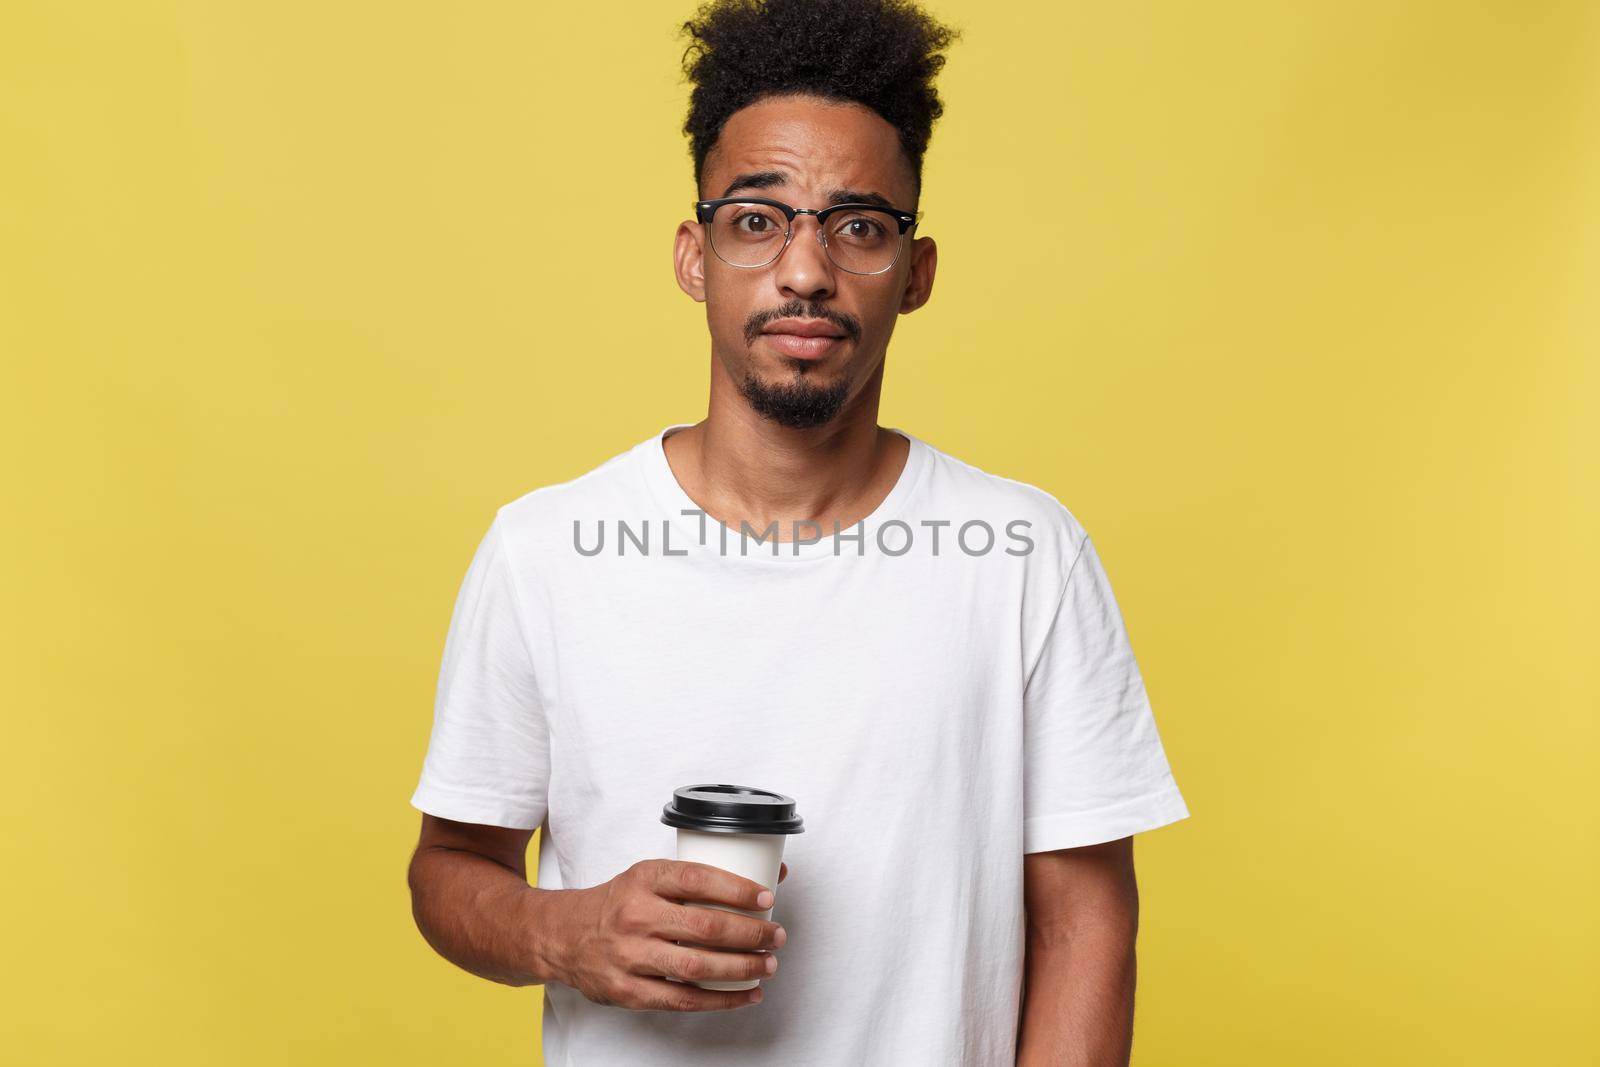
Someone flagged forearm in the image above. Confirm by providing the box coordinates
[407,845,564,988]
[1015,918,1137,1067]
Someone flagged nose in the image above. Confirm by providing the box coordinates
[772,213,836,302]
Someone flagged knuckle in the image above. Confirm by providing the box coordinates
[644,986,684,1012]
[678,863,708,896]
[605,976,637,1007]
[643,944,673,978]
[615,896,648,933]
[686,908,719,942]
[676,951,705,979]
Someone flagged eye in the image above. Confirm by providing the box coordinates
[831,213,889,242]
[733,212,777,233]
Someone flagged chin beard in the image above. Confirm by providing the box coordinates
[738,368,851,430]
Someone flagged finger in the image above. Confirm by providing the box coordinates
[654,859,772,912]
[622,974,763,1013]
[778,862,788,883]
[633,939,777,985]
[656,900,783,950]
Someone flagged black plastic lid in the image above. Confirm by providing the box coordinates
[661,784,805,835]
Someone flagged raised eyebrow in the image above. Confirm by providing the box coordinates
[720,171,786,197]
[825,189,895,210]
[718,172,896,211]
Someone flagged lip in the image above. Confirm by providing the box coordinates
[762,318,846,339]
[761,317,847,360]
[762,332,842,359]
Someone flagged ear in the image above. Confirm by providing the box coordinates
[674,220,708,303]
[898,234,936,314]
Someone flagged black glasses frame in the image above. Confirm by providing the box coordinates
[693,196,920,275]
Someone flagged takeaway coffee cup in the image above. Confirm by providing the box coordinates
[661,784,804,991]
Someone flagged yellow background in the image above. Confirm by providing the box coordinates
[3,1,1595,1063]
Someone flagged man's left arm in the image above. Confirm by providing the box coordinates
[1015,836,1140,1067]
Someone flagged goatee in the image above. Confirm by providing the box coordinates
[738,369,850,430]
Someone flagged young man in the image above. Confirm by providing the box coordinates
[406,1,1190,1063]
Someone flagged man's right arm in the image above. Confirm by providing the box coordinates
[406,813,555,987]
[406,813,789,1009]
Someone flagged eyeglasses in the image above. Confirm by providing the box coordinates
[694,196,919,275]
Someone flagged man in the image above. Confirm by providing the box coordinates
[406,1,1190,1063]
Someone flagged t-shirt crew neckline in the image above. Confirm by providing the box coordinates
[639,422,932,563]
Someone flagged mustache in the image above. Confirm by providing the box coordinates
[744,302,861,346]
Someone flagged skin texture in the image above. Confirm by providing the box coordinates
[1018,838,1142,1067]
[409,93,1146,1049]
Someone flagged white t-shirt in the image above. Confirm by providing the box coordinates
[410,423,1190,1066]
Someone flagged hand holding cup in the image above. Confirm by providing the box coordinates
[544,858,789,1013]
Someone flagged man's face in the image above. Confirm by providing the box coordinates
[674,94,937,430]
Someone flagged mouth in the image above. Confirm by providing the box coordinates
[760,332,845,359]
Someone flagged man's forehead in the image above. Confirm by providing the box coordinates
[706,98,912,204]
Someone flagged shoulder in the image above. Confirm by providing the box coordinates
[489,435,653,563]
[912,434,1090,577]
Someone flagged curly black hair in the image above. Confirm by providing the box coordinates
[678,0,963,207]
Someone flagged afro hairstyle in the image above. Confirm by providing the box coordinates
[678,0,963,207]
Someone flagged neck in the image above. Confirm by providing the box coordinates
[663,359,908,541]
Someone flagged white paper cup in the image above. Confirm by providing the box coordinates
[661,784,804,992]
[674,828,787,990]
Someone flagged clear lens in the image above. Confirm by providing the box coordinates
[708,202,903,274]
[823,209,899,273]
[710,202,789,266]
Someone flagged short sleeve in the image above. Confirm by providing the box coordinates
[410,513,551,830]
[1022,535,1190,852]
